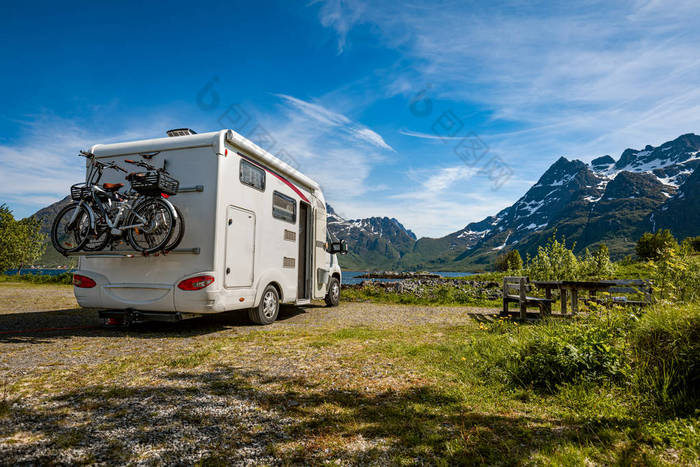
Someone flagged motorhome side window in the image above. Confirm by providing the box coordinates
[272,191,296,223]
[240,159,265,191]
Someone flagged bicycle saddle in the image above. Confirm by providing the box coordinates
[102,183,124,191]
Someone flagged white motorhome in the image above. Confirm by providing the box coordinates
[72,129,345,325]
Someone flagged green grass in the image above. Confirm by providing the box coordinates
[343,283,501,308]
[2,284,698,464]
[0,272,72,285]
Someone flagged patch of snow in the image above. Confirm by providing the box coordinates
[457,229,489,239]
[492,233,511,251]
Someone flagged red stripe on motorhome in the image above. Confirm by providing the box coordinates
[238,153,310,203]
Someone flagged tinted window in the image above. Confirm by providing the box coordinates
[240,159,265,190]
[273,191,296,223]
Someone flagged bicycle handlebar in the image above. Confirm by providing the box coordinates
[124,158,167,173]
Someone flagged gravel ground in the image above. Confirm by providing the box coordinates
[0,282,496,465]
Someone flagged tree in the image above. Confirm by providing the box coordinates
[580,243,615,279]
[495,250,523,272]
[635,230,678,261]
[526,233,580,280]
[0,204,46,274]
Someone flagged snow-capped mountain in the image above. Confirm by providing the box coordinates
[326,204,417,270]
[426,133,700,266]
[326,133,699,270]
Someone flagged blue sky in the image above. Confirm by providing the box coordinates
[2,0,700,237]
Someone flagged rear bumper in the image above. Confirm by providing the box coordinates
[74,270,255,314]
[99,309,201,323]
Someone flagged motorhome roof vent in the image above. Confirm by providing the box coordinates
[166,128,197,137]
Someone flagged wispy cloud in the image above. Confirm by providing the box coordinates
[316,0,700,161]
[399,129,464,141]
[275,93,394,151]
[248,94,394,205]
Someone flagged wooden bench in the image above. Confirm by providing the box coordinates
[502,276,556,319]
[604,279,653,308]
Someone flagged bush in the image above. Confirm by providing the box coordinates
[631,303,700,415]
[526,233,580,280]
[647,246,700,302]
[495,250,523,272]
[509,319,632,391]
[636,230,678,261]
[579,244,616,279]
[0,272,73,285]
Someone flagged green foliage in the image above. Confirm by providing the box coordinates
[0,272,73,285]
[526,234,615,280]
[686,235,700,253]
[526,233,580,280]
[647,246,700,302]
[579,244,616,279]
[495,250,523,272]
[343,283,501,307]
[493,307,634,392]
[631,303,700,416]
[0,204,46,273]
[636,229,678,261]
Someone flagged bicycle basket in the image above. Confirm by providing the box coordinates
[130,171,179,196]
[70,183,91,201]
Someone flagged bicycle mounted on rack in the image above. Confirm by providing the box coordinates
[51,150,184,255]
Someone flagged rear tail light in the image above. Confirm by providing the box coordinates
[178,275,215,291]
[73,274,96,288]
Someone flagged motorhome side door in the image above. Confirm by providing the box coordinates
[225,206,255,288]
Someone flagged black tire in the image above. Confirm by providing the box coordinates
[163,206,185,252]
[325,277,340,307]
[126,198,175,253]
[51,203,91,255]
[83,216,111,251]
[249,284,279,325]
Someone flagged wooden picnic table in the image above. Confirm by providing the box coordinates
[532,280,616,314]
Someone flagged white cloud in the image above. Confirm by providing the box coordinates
[0,113,177,218]
[246,94,394,206]
[275,93,394,151]
[315,0,700,166]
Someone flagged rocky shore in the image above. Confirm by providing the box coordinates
[356,271,442,279]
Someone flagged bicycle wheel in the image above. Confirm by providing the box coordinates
[51,203,91,255]
[126,198,175,253]
[83,215,111,251]
[163,206,185,252]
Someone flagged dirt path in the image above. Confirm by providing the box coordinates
[0,282,496,465]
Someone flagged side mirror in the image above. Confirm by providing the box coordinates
[328,240,348,255]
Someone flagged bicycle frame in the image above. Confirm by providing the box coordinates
[73,152,179,240]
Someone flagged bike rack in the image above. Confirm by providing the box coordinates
[177,185,204,193]
[67,247,200,258]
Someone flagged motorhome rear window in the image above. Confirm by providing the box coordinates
[272,191,296,223]
[240,159,265,191]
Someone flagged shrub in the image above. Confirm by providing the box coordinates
[579,244,616,279]
[495,250,523,272]
[491,307,635,392]
[631,303,700,415]
[502,324,628,392]
[647,246,700,302]
[526,233,580,280]
[0,272,73,285]
[636,230,678,261]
